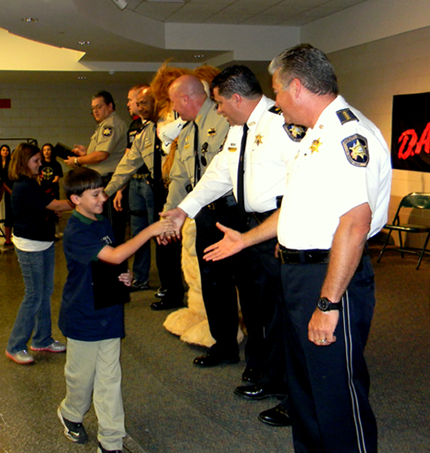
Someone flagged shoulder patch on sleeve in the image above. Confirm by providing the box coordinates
[103,126,113,137]
[341,134,369,167]
[283,123,307,142]
[268,105,283,115]
[336,108,358,125]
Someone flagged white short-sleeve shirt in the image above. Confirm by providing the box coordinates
[278,95,392,250]
[179,95,303,218]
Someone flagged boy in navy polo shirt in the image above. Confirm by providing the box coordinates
[57,167,172,453]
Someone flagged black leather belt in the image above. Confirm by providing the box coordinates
[207,194,238,210]
[278,245,368,265]
[278,246,330,265]
[132,173,147,180]
[251,209,277,225]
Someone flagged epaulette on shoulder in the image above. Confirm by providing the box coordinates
[268,105,283,115]
[336,108,359,125]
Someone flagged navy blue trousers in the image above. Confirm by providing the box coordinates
[280,255,377,453]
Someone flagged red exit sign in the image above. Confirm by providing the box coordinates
[0,99,11,108]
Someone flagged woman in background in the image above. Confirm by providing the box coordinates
[0,144,14,246]
[40,143,63,199]
[40,143,64,238]
[5,143,72,365]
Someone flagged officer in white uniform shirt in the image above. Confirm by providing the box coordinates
[203,45,391,453]
[163,66,304,382]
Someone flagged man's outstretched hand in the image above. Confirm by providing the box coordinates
[203,222,245,261]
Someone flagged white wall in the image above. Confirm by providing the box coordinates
[0,83,131,152]
[328,25,430,245]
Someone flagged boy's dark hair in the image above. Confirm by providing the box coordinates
[92,90,116,110]
[63,167,104,201]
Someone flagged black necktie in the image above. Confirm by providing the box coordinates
[152,130,163,213]
[153,130,162,185]
[237,123,249,218]
[193,121,201,186]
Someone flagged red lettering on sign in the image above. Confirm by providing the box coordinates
[398,129,418,159]
[398,123,430,160]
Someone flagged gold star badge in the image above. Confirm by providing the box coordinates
[207,127,216,137]
[255,134,263,146]
[310,138,322,154]
[290,126,305,138]
[349,140,367,160]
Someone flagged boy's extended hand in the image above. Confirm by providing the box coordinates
[151,218,175,238]
[118,269,133,287]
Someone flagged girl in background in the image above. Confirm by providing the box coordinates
[6,143,72,365]
[0,144,14,246]
[40,143,63,199]
[40,143,64,238]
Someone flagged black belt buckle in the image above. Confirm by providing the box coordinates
[278,247,330,265]
[207,194,237,211]
[252,209,276,225]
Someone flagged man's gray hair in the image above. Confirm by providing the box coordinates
[269,44,338,96]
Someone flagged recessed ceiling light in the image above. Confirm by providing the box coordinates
[111,0,128,9]
[78,41,91,46]
[22,17,38,23]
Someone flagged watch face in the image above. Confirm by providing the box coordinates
[318,298,330,311]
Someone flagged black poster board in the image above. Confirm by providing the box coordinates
[391,92,430,172]
[91,259,130,310]
[53,143,74,160]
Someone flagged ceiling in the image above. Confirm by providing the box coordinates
[0,0,367,84]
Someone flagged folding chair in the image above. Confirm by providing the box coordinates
[377,192,430,269]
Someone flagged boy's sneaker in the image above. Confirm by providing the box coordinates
[31,340,66,353]
[57,407,88,444]
[97,441,122,453]
[129,280,150,292]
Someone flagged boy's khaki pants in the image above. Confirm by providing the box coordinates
[60,337,125,450]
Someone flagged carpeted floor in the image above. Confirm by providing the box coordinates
[0,232,429,453]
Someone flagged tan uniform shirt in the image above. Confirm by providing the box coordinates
[164,98,230,211]
[105,121,154,197]
[86,111,128,176]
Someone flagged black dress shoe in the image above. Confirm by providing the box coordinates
[154,287,167,298]
[242,367,263,384]
[193,354,240,367]
[150,298,183,311]
[258,404,292,427]
[234,384,287,400]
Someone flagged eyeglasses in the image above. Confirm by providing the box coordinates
[91,103,106,113]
